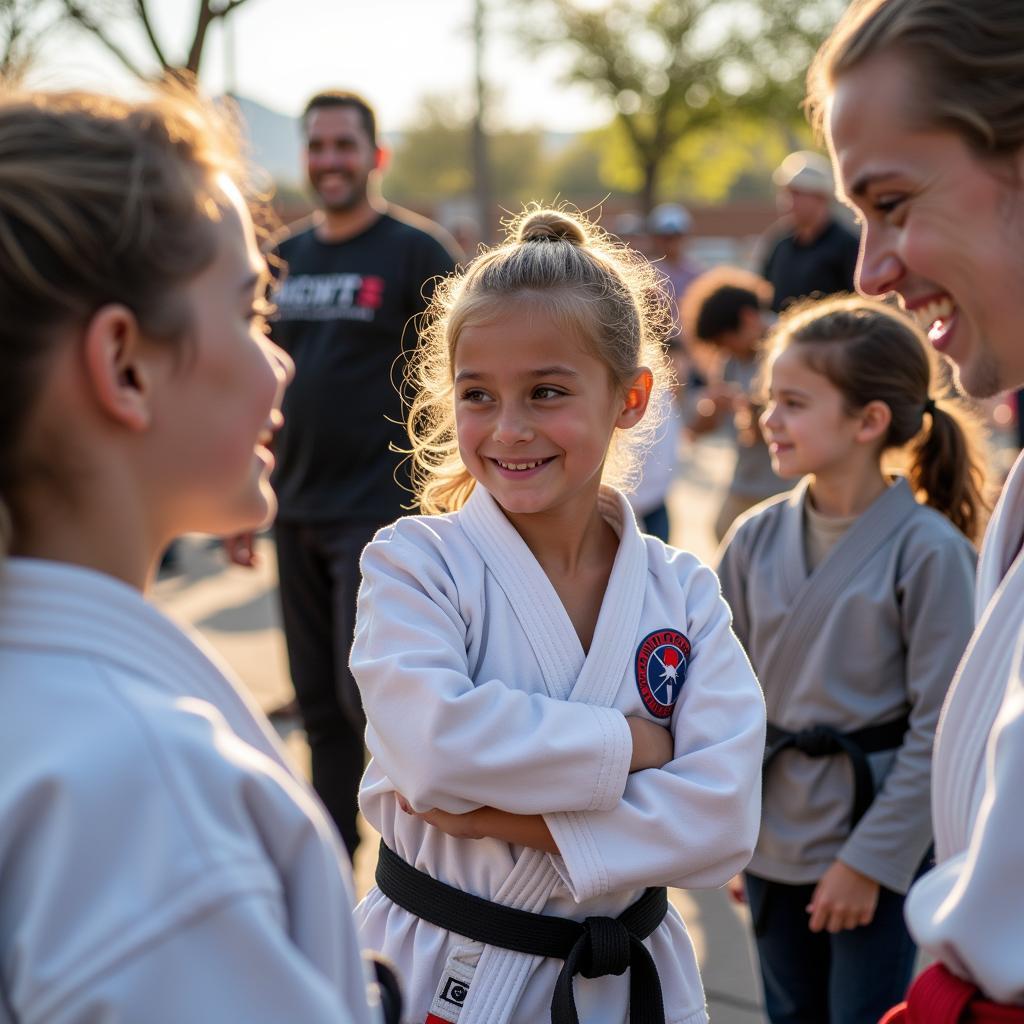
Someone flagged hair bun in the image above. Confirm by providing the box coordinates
[516,209,586,246]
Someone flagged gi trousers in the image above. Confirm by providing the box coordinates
[275,516,387,858]
[745,873,917,1024]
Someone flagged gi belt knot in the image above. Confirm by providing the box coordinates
[374,841,668,1024]
[792,724,841,757]
[763,715,910,829]
[554,905,665,1024]
[577,916,632,977]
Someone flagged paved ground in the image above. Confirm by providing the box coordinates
[153,437,766,1023]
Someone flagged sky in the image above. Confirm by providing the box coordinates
[25,0,614,133]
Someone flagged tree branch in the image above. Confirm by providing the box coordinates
[186,0,252,75]
[60,0,147,78]
[135,0,168,68]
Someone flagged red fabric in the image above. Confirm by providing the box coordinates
[879,1002,908,1023]
[879,964,1024,1024]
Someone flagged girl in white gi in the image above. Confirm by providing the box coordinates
[0,89,385,1023]
[350,207,766,1024]
[717,297,984,1024]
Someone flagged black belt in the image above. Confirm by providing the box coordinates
[764,714,909,829]
[375,840,667,1024]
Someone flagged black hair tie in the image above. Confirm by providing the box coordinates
[923,396,937,416]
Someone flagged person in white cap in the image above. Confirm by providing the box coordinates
[647,202,704,307]
[760,151,859,312]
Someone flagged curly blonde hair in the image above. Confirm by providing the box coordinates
[405,204,674,514]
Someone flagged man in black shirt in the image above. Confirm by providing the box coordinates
[231,91,458,857]
[760,150,859,313]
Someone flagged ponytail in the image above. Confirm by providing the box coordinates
[768,295,990,544]
[908,397,988,544]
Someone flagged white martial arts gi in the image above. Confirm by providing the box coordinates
[351,485,765,1024]
[717,478,976,893]
[905,451,1024,1004]
[0,559,380,1024]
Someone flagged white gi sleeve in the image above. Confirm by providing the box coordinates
[35,891,379,1024]
[544,564,766,902]
[351,526,632,815]
[906,663,1024,1003]
[838,536,976,893]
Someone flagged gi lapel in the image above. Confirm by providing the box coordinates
[459,486,584,701]
[567,489,648,707]
[777,478,812,602]
[976,449,1024,614]
[934,454,1024,853]
[759,479,917,721]
[452,487,647,1024]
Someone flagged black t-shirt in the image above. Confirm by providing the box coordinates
[761,219,860,313]
[270,210,457,522]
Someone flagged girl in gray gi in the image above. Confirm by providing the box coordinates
[717,296,987,1024]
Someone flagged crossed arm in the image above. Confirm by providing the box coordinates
[396,716,675,854]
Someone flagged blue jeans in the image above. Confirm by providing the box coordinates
[744,873,917,1024]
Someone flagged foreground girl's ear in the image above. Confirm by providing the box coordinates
[81,304,155,431]
[855,398,892,445]
[618,367,654,427]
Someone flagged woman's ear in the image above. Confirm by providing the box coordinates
[856,398,892,444]
[618,368,654,428]
[81,304,155,432]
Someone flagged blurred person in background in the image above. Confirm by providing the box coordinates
[761,151,859,313]
[227,89,460,860]
[614,210,688,541]
[681,267,786,540]
[647,202,704,307]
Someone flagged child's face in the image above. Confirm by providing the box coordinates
[713,307,765,361]
[759,344,863,481]
[147,181,292,538]
[453,302,644,520]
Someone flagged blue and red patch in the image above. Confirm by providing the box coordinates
[634,628,690,719]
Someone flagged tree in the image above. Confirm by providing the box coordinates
[58,0,255,80]
[0,0,55,84]
[538,127,614,204]
[383,93,545,215]
[729,0,847,130]
[516,0,843,213]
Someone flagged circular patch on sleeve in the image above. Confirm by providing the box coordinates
[635,628,691,719]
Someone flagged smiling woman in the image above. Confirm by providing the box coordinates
[806,2,1024,1019]
[807,0,1024,399]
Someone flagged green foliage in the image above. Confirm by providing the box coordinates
[538,129,610,201]
[383,93,545,206]
[514,0,842,210]
[658,117,806,202]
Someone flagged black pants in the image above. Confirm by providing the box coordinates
[275,516,387,857]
